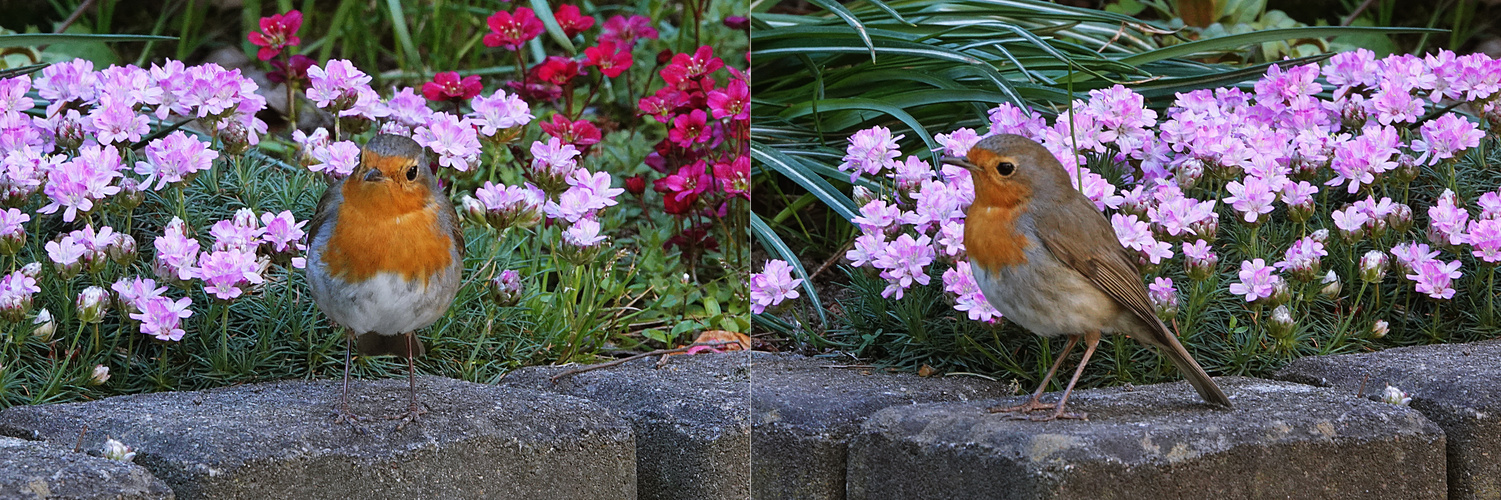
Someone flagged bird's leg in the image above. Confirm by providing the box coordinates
[388,331,428,430]
[990,334,1080,414]
[332,332,368,433]
[1031,330,1101,422]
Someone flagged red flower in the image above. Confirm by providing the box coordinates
[267,54,314,84]
[539,114,602,146]
[637,94,673,123]
[625,174,646,195]
[583,42,634,79]
[657,161,711,204]
[600,15,659,50]
[714,156,750,200]
[660,46,724,88]
[668,110,709,148]
[422,71,483,102]
[554,4,596,38]
[707,79,749,121]
[247,10,302,61]
[483,8,545,50]
[534,56,583,86]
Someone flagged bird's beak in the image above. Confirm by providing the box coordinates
[363,168,385,183]
[941,156,977,171]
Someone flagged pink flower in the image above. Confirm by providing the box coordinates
[197,249,264,301]
[554,4,596,38]
[1427,189,1470,247]
[668,109,709,148]
[873,234,935,299]
[660,46,724,89]
[414,113,482,171]
[657,162,711,204]
[853,200,901,234]
[421,71,482,102]
[484,8,545,50]
[88,93,149,145]
[112,277,166,316]
[153,217,201,283]
[309,140,361,177]
[135,131,218,190]
[247,10,302,60]
[713,156,750,200]
[707,78,749,121]
[41,144,122,223]
[751,259,802,314]
[1467,218,1501,263]
[539,114,602,147]
[1407,259,1462,299]
[561,218,607,248]
[840,126,902,182]
[583,42,633,79]
[469,88,534,136]
[132,296,193,341]
[306,60,374,113]
[943,261,1000,322]
[1224,176,1276,223]
[1229,258,1278,303]
[1411,113,1485,166]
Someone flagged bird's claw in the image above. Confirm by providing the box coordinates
[988,399,1055,414]
[1021,410,1087,422]
[386,404,429,431]
[331,407,371,435]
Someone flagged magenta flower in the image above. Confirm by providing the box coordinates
[660,46,725,89]
[583,42,633,79]
[707,78,749,121]
[539,114,602,147]
[599,15,659,49]
[309,140,361,177]
[1229,258,1278,303]
[414,113,482,171]
[483,8,545,50]
[554,4,596,38]
[131,296,193,342]
[714,156,751,200]
[668,110,710,148]
[469,88,534,136]
[751,259,803,314]
[247,10,302,61]
[136,131,219,190]
[421,71,483,102]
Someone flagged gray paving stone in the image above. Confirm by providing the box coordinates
[0,376,635,499]
[847,376,1445,500]
[0,436,173,500]
[749,352,1011,499]
[502,351,750,500]
[1276,339,1501,499]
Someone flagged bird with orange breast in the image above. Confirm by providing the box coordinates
[943,134,1230,421]
[305,134,465,430]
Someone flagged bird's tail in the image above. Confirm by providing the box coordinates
[355,332,425,359]
[1152,321,1231,407]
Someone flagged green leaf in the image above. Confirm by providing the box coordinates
[0,34,177,48]
[751,213,827,326]
[384,0,422,70]
[1118,26,1444,66]
[529,0,577,55]
[751,142,859,221]
[806,0,877,61]
[777,98,939,158]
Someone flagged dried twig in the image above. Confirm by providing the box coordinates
[56,0,97,34]
[810,239,856,281]
[1357,373,1371,398]
[72,425,89,453]
[549,341,740,382]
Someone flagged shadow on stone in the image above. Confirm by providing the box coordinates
[847,377,1445,500]
[1,435,173,500]
[1276,339,1501,500]
[0,376,635,500]
[749,352,1012,500]
[502,351,750,500]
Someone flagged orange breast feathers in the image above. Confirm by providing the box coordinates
[322,172,454,285]
[964,173,1032,271]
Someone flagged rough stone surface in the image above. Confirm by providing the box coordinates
[502,351,750,500]
[749,352,1012,500]
[1276,339,1501,500]
[847,377,1445,500]
[1,436,173,499]
[0,376,635,500]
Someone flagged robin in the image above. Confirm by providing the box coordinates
[943,134,1230,421]
[305,134,465,430]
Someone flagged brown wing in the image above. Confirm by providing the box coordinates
[1033,195,1169,346]
[438,192,466,259]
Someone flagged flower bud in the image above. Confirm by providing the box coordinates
[1319,270,1342,298]
[1365,216,1388,239]
[625,175,646,195]
[1287,199,1315,223]
[0,222,24,255]
[89,365,110,386]
[102,438,135,462]
[55,116,85,152]
[76,286,109,324]
[1190,216,1219,241]
[459,195,487,227]
[116,177,144,211]
[31,309,53,342]
[1309,228,1331,244]
[219,121,252,156]
[1185,252,1219,281]
[1390,154,1419,184]
[1291,158,1320,180]
[19,262,42,280]
[1269,305,1294,338]
[1175,159,1204,191]
[1371,319,1389,339]
[1360,251,1388,283]
[1381,385,1411,406]
[109,233,137,267]
[489,269,523,307]
[851,185,878,207]
[656,49,674,65]
[724,15,749,30]
[1388,203,1414,234]
[1272,277,1294,305]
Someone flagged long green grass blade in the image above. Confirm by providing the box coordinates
[752,142,859,222]
[529,0,577,55]
[1119,26,1445,66]
[0,34,177,48]
[751,213,827,326]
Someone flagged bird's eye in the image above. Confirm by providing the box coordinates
[995,162,1015,176]
[405,165,419,181]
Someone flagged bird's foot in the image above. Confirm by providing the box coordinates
[331,407,370,434]
[987,398,1055,414]
[385,404,429,431]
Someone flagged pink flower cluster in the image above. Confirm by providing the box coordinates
[824,48,1501,324]
[750,260,802,314]
[150,208,305,306]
